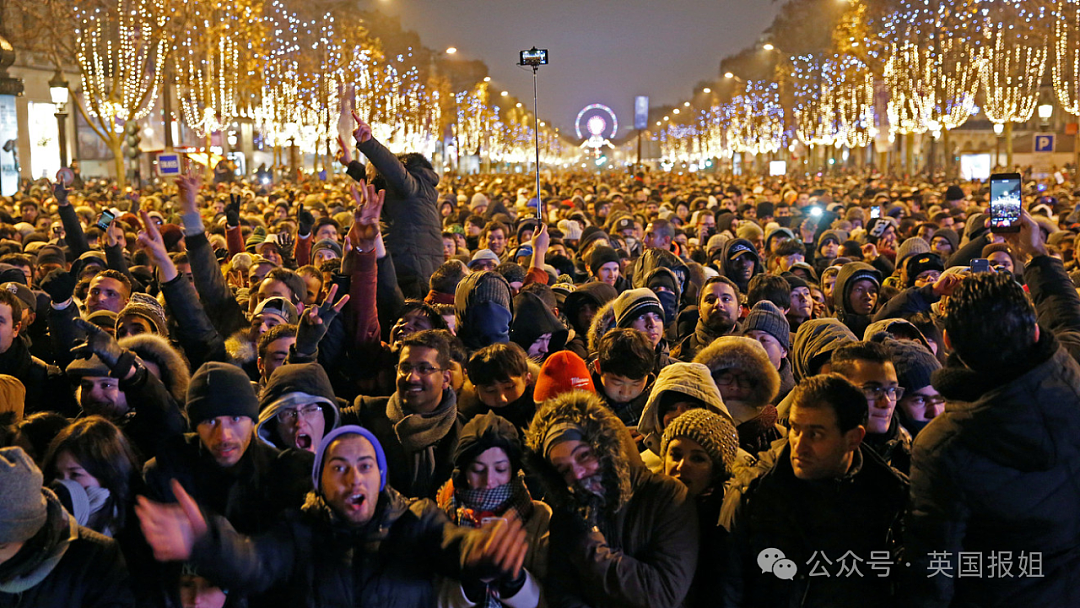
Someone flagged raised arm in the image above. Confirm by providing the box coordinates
[338,112,418,196]
[55,181,90,257]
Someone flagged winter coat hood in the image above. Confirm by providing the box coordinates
[453,411,523,486]
[833,262,881,335]
[587,299,618,355]
[719,238,763,290]
[791,318,857,383]
[693,336,780,410]
[524,390,637,513]
[511,292,569,356]
[563,282,618,334]
[632,248,689,295]
[455,270,514,351]
[256,363,341,450]
[118,333,191,405]
[639,362,731,454]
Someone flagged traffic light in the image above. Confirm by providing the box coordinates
[124,122,142,159]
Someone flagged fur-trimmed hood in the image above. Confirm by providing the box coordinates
[692,336,780,411]
[638,362,730,454]
[587,299,618,355]
[118,333,191,405]
[225,330,258,367]
[524,390,636,514]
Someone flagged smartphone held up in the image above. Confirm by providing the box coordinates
[989,172,1022,233]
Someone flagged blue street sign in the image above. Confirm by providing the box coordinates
[157,152,182,176]
[1034,134,1055,153]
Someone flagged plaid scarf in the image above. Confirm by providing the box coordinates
[438,473,534,529]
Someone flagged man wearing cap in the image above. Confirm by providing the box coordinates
[468,249,501,273]
[612,287,674,373]
[251,296,298,337]
[0,447,134,607]
[137,425,532,607]
[719,238,763,294]
[310,238,342,265]
[525,390,699,608]
[144,361,314,536]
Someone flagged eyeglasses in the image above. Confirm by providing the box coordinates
[276,403,323,424]
[397,362,443,377]
[861,385,904,402]
[903,394,944,408]
[714,371,756,388]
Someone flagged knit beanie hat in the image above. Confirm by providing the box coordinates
[742,300,790,351]
[0,447,47,544]
[245,226,268,252]
[932,228,959,252]
[253,296,299,325]
[557,219,583,241]
[0,374,25,422]
[313,425,387,491]
[944,185,966,202]
[589,246,621,276]
[781,272,809,291]
[896,237,931,267]
[470,192,490,211]
[117,294,168,336]
[36,245,66,267]
[456,270,513,313]
[887,339,941,394]
[904,253,945,287]
[186,361,259,425]
[706,233,730,254]
[534,351,596,402]
[613,288,664,328]
[660,409,739,476]
[311,239,343,260]
[736,222,763,242]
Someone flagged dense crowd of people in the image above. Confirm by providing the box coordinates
[1,111,1079,608]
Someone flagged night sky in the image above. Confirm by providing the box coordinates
[376,0,782,138]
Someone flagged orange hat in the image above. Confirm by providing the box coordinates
[533,351,595,402]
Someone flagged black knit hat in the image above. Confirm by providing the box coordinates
[944,185,965,202]
[742,300,790,351]
[186,362,259,424]
[589,245,621,276]
[887,339,940,393]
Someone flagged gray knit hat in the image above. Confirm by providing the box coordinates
[612,288,664,328]
[661,408,739,476]
[896,237,931,267]
[0,447,47,544]
[117,293,168,336]
[455,270,513,318]
[743,300,790,351]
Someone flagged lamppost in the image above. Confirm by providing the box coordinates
[994,122,1004,168]
[48,69,69,167]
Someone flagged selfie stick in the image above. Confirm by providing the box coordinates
[531,65,541,221]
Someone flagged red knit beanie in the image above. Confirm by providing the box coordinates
[533,351,595,402]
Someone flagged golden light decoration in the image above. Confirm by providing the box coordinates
[979,0,1049,125]
[1051,0,1080,115]
[174,1,248,138]
[792,53,838,146]
[729,80,784,155]
[881,0,982,134]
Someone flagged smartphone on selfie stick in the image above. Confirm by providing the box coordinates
[989,172,1022,234]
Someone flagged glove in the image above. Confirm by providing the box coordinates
[41,268,76,304]
[297,204,314,237]
[226,193,241,227]
[72,318,137,378]
[294,284,349,357]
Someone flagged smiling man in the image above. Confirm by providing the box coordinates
[342,329,461,499]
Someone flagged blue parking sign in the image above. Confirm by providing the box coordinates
[157,153,182,176]
[1034,134,1055,153]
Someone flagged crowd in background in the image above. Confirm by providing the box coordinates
[1,115,1080,608]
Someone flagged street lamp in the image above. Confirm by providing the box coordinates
[1038,104,1053,120]
[763,43,775,51]
[48,69,69,167]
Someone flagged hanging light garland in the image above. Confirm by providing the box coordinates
[980,0,1049,125]
[1052,0,1080,115]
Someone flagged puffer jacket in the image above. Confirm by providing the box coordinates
[349,137,442,299]
[188,489,512,608]
[720,441,908,608]
[638,362,732,469]
[905,329,1080,607]
[524,391,699,608]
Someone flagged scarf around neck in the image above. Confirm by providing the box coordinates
[387,388,458,453]
[0,491,76,594]
[439,473,534,528]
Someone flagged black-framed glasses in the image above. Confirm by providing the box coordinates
[276,403,323,424]
[861,385,904,402]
